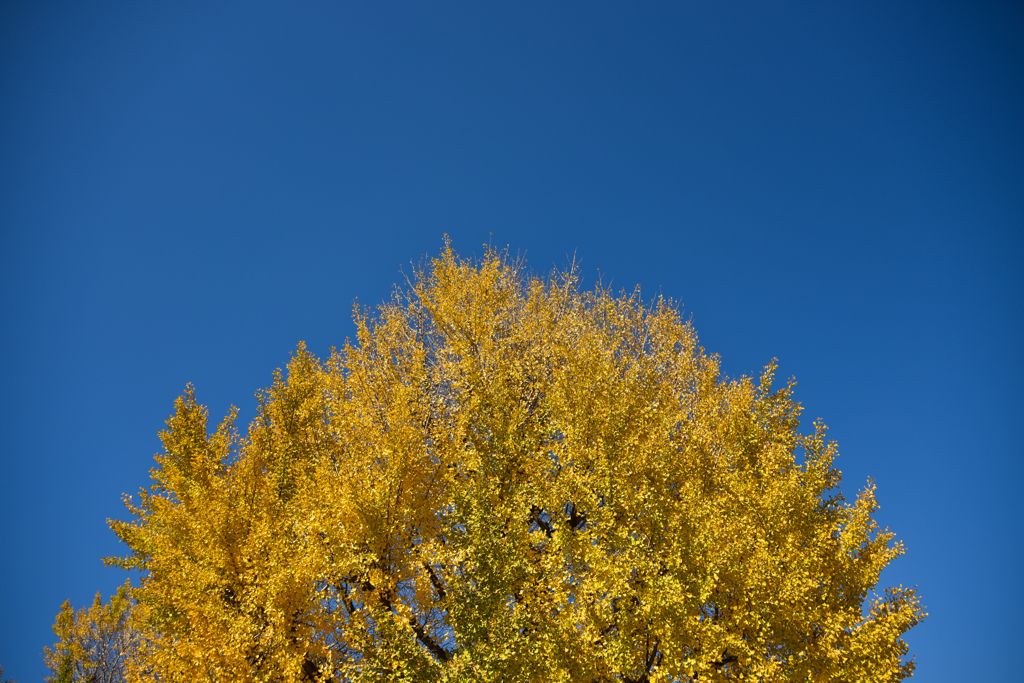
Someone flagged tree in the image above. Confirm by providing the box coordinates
[105,244,923,682]
[44,582,137,683]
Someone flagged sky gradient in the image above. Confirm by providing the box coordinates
[1,1,1022,679]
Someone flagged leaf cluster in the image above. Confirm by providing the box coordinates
[44,582,137,683]
[104,244,923,682]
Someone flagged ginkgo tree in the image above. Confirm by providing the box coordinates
[44,582,137,683]
[58,243,923,682]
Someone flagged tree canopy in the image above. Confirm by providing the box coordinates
[63,245,921,681]
[44,582,136,683]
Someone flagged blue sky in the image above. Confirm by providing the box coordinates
[1,1,1021,679]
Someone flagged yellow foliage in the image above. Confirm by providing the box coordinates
[106,243,923,681]
[45,582,136,683]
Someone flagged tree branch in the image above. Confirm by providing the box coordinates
[423,562,448,601]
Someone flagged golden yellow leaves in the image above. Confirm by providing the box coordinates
[45,582,136,683]
[97,243,923,682]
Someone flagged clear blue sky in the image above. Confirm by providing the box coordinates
[1,1,1021,679]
